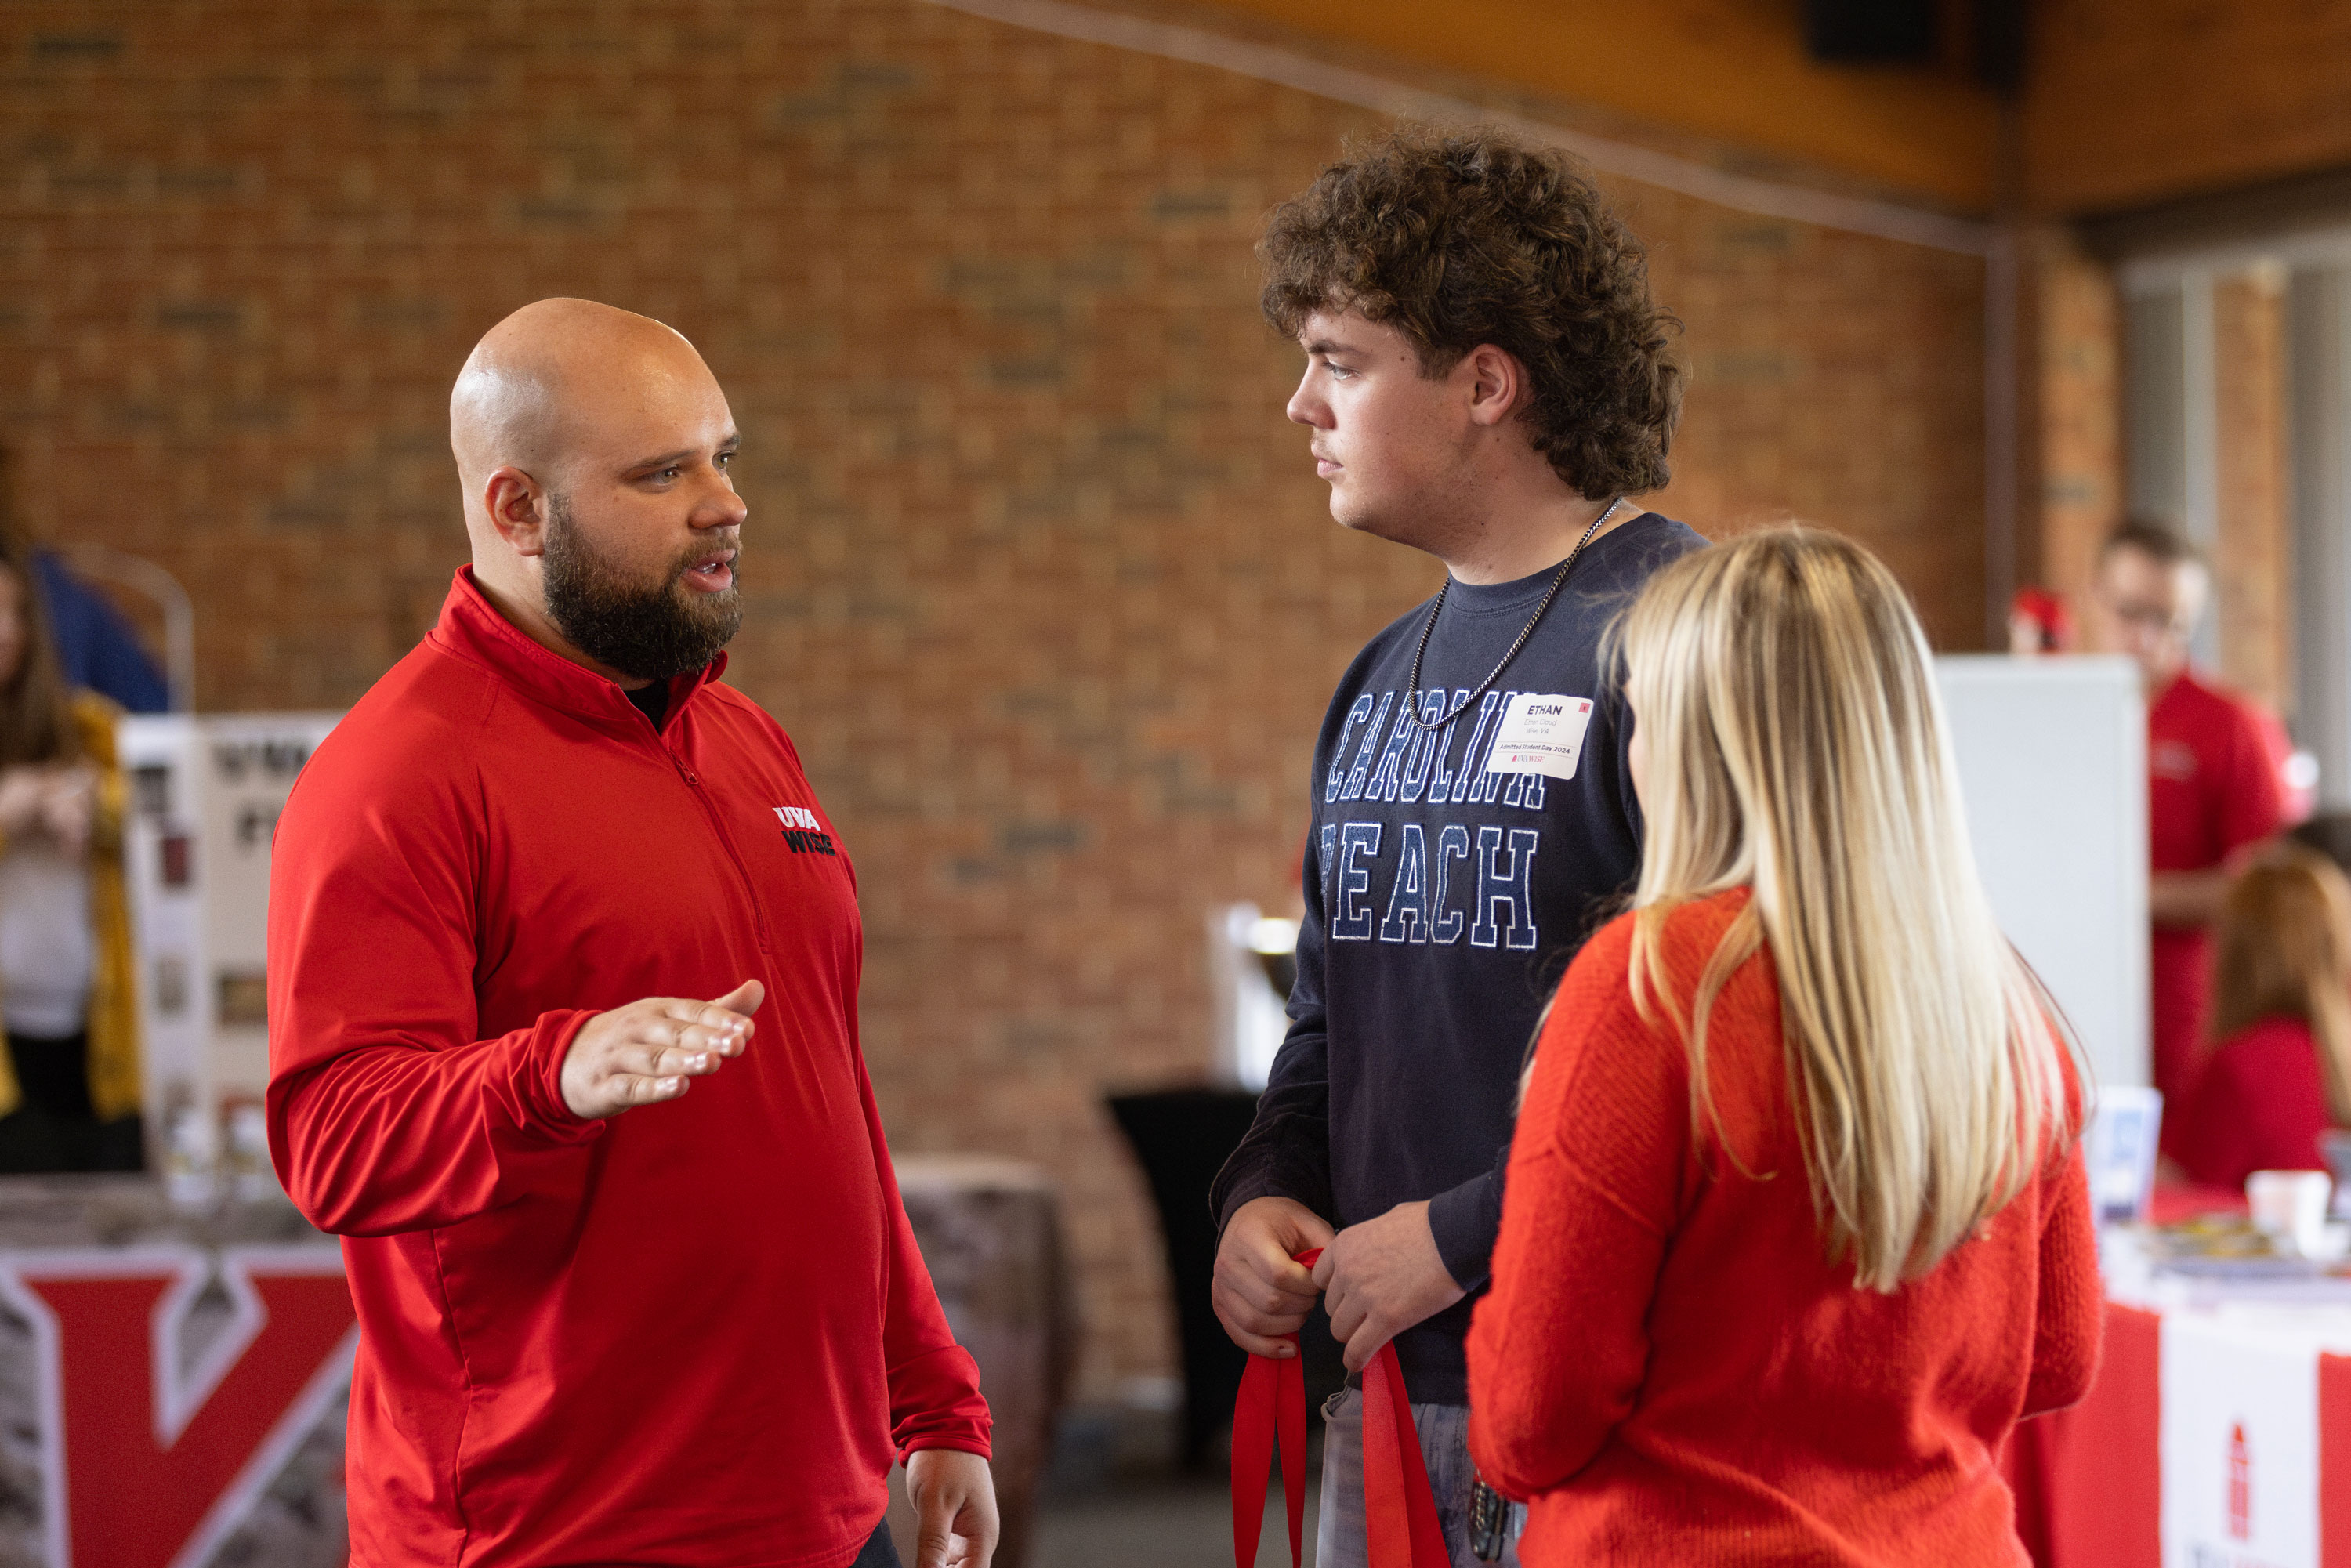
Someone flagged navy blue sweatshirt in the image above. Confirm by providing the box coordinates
[1211,511,1706,1404]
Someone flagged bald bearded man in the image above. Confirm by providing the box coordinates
[266,299,997,1568]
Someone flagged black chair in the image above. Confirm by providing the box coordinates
[1107,1086,1346,1468]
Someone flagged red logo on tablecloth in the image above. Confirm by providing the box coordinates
[2226,1420,2251,1541]
[0,1246,356,1568]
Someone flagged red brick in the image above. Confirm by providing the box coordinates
[0,0,1991,1397]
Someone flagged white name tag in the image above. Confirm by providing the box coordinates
[1484,693,1595,780]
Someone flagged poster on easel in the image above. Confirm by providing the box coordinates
[116,712,343,1198]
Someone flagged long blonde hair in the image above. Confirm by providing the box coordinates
[1615,527,2070,1291]
[2211,846,2351,1124]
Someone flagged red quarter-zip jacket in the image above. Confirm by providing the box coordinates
[266,568,989,1568]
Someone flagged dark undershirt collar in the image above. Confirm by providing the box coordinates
[624,680,668,732]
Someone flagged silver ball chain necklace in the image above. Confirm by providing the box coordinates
[1403,495,1629,732]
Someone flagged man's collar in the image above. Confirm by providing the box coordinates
[427,566,726,738]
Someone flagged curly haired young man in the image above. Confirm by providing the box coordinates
[1209,125,1703,1567]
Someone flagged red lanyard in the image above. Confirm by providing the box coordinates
[1231,1248,1452,1568]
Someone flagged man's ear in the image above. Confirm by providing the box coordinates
[483,467,552,558]
[1462,343,1529,428]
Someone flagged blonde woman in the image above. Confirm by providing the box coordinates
[1465,530,2101,1564]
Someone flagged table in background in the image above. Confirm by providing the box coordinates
[889,1155,1078,1568]
[2010,1227,2351,1568]
[0,1163,1074,1568]
[0,1175,350,1568]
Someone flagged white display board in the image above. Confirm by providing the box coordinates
[1934,656,2148,1092]
[117,712,343,1152]
[1208,903,1298,1091]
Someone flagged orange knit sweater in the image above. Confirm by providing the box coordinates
[1465,890,2102,1566]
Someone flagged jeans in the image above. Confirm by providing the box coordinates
[852,1520,900,1568]
[1317,1387,1524,1568]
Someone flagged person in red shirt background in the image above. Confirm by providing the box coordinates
[2172,846,2351,1190]
[266,299,996,1568]
[2082,520,2306,1119]
[2008,585,2074,655]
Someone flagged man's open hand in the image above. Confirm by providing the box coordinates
[907,1447,998,1568]
[1313,1199,1465,1374]
[559,980,764,1120]
[1212,1195,1337,1357]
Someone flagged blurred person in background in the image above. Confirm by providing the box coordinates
[32,551,169,714]
[2084,520,2304,1119]
[0,448,171,715]
[2170,846,2351,1190]
[1468,529,2099,1564]
[2291,811,2351,871]
[2007,586,2073,654]
[0,531,141,1171]
[1209,125,1701,1566]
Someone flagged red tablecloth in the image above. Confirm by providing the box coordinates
[2008,1301,2351,1566]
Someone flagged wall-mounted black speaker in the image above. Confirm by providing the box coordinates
[1805,0,1938,62]
[1976,0,2027,95]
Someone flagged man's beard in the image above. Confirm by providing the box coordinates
[542,495,742,683]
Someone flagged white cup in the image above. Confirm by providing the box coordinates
[2248,1170,2334,1258]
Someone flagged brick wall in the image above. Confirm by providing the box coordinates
[2020,248,2302,719]
[2213,269,2294,716]
[2020,226,2122,606]
[0,0,1991,1396]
